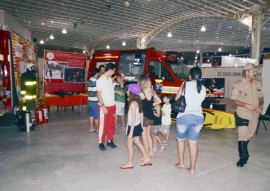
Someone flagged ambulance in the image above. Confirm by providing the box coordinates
[88,48,189,95]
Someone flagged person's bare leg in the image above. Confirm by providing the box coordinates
[121,115,125,127]
[141,126,149,157]
[89,117,95,132]
[176,140,185,170]
[187,140,198,175]
[165,132,170,144]
[155,135,166,152]
[152,134,157,153]
[94,119,99,133]
[134,137,151,165]
[120,138,134,168]
[147,125,154,157]
[115,115,118,127]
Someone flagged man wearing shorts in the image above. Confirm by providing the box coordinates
[88,68,99,133]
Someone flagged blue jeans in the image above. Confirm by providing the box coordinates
[176,114,204,141]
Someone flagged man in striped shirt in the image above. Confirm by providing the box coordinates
[88,68,100,133]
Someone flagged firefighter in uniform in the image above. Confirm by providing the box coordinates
[20,63,37,111]
[231,63,264,167]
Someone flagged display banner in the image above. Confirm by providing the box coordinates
[43,50,87,93]
[11,33,36,90]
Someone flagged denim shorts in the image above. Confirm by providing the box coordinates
[88,101,99,120]
[176,114,204,141]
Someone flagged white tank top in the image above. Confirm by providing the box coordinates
[127,102,141,126]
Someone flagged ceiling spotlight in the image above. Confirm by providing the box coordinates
[106,45,110,49]
[167,32,172,38]
[180,57,184,61]
[196,49,200,53]
[83,50,86,54]
[124,0,129,7]
[50,20,54,23]
[62,29,67,34]
[41,22,45,26]
[49,34,54,40]
[141,37,146,42]
[218,47,222,52]
[40,40,44,44]
[200,25,206,32]
[195,56,198,59]
[122,41,126,46]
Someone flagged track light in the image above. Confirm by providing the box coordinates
[200,25,206,32]
[62,29,67,34]
[167,32,172,38]
[122,41,126,46]
[196,49,200,53]
[106,45,110,49]
[218,47,222,52]
[49,34,54,40]
[124,0,129,7]
[40,40,44,44]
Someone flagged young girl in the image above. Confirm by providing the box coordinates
[161,95,172,146]
[138,74,162,158]
[120,84,152,169]
[152,103,166,154]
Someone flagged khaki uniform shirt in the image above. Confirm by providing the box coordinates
[231,78,263,120]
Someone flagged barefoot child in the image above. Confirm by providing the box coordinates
[152,103,166,154]
[120,84,152,169]
[161,95,172,146]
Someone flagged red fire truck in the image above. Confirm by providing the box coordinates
[88,48,189,95]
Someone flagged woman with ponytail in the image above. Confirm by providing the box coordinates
[174,67,206,175]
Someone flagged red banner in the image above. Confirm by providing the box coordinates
[43,50,87,93]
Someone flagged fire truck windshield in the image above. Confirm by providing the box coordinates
[118,51,146,79]
[166,60,189,79]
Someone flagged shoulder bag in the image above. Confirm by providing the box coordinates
[172,82,186,113]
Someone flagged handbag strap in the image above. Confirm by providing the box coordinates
[182,82,186,95]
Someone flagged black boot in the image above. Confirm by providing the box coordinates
[236,141,247,167]
[246,140,250,162]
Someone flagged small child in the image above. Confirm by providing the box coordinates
[161,95,172,146]
[120,84,152,169]
[152,103,166,153]
[114,75,126,128]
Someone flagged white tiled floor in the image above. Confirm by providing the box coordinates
[0,106,269,191]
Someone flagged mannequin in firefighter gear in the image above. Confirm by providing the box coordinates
[231,63,264,167]
[20,63,37,111]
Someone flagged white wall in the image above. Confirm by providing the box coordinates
[262,59,270,114]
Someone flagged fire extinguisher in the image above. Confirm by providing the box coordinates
[35,107,43,125]
[42,106,49,124]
